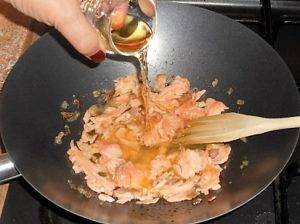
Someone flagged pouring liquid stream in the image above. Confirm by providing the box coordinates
[137,50,151,129]
[111,15,153,129]
[108,15,206,182]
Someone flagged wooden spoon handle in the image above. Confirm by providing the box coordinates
[266,116,300,131]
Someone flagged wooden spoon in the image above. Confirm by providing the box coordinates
[175,113,300,144]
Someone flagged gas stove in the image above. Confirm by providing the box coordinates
[1,0,300,223]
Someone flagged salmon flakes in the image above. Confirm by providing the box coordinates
[67,74,231,204]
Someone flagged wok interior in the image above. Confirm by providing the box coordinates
[1,3,299,224]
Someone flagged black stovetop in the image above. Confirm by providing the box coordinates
[1,0,300,223]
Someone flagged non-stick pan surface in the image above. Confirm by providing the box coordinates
[0,3,299,224]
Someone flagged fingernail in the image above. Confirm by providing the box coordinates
[90,50,106,63]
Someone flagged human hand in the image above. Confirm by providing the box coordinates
[4,0,155,62]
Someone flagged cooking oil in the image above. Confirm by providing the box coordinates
[111,15,153,53]
[112,15,153,128]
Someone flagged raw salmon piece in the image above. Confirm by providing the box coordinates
[173,148,211,179]
[68,143,117,195]
[86,174,115,195]
[206,144,231,165]
[135,191,160,204]
[114,162,143,189]
[154,74,167,91]
[150,155,172,179]
[148,76,190,113]
[67,144,102,175]
[161,114,185,136]
[143,113,163,146]
[143,113,184,146]
[83,110,91,123]
[175,90,206,121]
[136,196,159,204]
[115,127,141,149]
[126,123,143,140]
[197,165,222,195]
[98,156,125,175]
[129,98,142,108]
[115,111,132,123]
[205,98,228,116]
[143,128,161,146]
[160,176,200,202]
[81,130,98,144]
[176,106,206,120]
[100,144,123,158]
[98,193,115,202]
[82,119,96,132]
[111,93,142,108]
[90,106,130,136]
[75,142,102,159]
[91,142,125,174]
[114,75,139,96]
[83,122,96,133]
[102,106,130,120]
[158,76,190,100]
[175,91,206,120]
[152,172,176,190]
[114,188,135,204]
[111,93,132,106]
[148,91,180,113]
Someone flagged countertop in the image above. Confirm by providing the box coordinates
[0,2,43,216]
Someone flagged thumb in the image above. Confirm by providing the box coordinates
[53,1,106,60]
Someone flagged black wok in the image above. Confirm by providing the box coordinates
[0,3,299,224]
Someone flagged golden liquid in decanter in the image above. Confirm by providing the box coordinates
[111,15,153,53]
[112,15,153,130]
